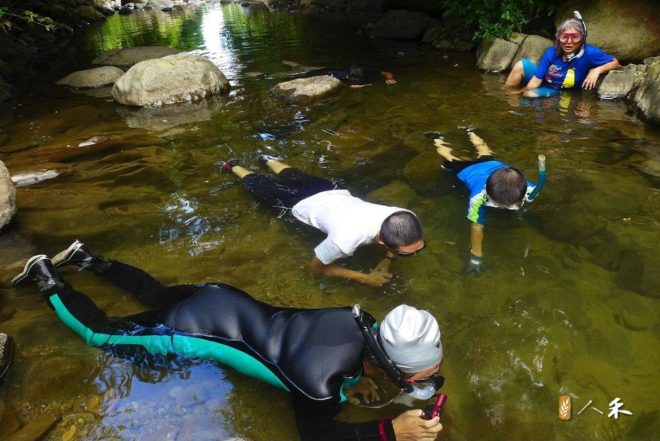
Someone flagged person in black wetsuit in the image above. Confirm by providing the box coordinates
[303,64,397,88]
[13,240,444,441]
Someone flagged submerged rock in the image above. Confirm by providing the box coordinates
[0,160,17,230]
[367,180,417,207]
[56,66,124,89]
[270,75,342,104]
[11,170,60,187]
[92,46,182,67]
[614,248,660,298]
[402,152,443,193]
[4,410,60,441]
[112,54,230,107]
[0,399,22,439]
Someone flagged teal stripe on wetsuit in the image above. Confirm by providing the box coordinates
[49,293,291,392]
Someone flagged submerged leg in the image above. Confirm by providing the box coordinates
[264,158,292,175]
[434,138,461,161]
[467,131,494,157]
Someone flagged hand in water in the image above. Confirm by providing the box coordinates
[345,377,380,405]
[463,254,484,276]
[392,409,442,441]
[364,259,393,286]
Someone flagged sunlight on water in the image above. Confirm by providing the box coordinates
[0,3,658,441]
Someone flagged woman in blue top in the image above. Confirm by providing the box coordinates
[506,16,620,97]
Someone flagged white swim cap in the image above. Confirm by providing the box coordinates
[379,305,442,373]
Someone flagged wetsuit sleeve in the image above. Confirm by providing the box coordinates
[534,47,554,81]
[292,395,395,441]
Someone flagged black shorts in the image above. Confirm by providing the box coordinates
[242,168,342,209]
[443,155,495,174]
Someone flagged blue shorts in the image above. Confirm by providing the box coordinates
[521,58,560,98]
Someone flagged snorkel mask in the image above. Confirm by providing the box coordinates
[557,11,587,61]
[352,305,445,400]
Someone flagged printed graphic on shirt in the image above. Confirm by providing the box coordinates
[562,68,575,88]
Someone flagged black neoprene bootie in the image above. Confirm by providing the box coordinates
[12,255,60,291]
[51,240,109,272]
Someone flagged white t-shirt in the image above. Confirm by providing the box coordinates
[291,189,408,264]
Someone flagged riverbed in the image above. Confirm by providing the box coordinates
[0,3,658,440]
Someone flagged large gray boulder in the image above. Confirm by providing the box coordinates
[0,160,16,230]
[511,34,553,67]
[56,66,124,89]
[270,75,343,104]
[92,46,181,67]
[598,64,646,100]
[476,34,525,73]
[634,61,660,124]
[556,0,660,61]
[112,54,230,107]
[370,10,440,40]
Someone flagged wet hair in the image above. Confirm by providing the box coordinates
[486,167,527,207]
[349,64,365,80]
[554,18,585,56]
[380,211,423,249]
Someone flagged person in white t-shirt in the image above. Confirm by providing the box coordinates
[221,157,425,287]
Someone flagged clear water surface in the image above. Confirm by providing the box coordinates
[0,3,658,441]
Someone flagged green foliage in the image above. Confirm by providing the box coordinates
[0,6,55,32]
[444,0,555,41]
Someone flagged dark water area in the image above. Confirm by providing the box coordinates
[0,3,659,440]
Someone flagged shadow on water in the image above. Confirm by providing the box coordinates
[0,3,659,441]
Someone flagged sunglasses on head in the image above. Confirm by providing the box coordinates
[389,241,426,257]
[559,33,582,43]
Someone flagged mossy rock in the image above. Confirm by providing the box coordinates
[367,179,417,207]
[402,151,442,193]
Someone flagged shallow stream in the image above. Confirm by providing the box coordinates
[0,3,659,441]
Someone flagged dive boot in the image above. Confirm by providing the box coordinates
[11,255,59,291]
[52,240,95,270]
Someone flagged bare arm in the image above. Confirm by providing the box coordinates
[582,59,621,90]
[310,255,393,287]
[470,222,484,257]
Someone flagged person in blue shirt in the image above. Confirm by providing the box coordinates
[433,130,539,276]
[505,16,620,97]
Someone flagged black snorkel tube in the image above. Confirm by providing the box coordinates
[352,305,413,393]
[526,154,546,202]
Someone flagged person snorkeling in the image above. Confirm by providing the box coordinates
[432,129,545,276]
[505,11,620,98]
[221,157,425,287]
[13,240,445,441]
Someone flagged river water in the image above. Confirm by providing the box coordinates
[0,3,658,441]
